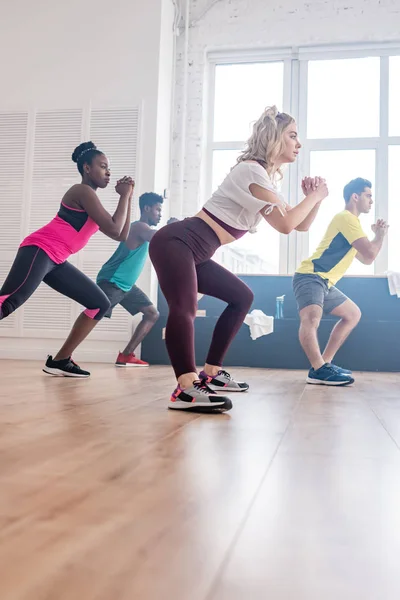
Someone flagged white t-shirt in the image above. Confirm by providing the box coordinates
[203,161,286,233]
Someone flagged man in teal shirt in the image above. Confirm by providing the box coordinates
[97,192,176,366]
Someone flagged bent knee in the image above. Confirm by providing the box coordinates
[235,284,254,312]
[346,304,362,324]
[300,307,322,329]
[143,305,160,322]
[84,296,111,321]
[167,295,198,320]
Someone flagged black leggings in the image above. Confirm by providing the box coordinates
[149,218,254,378]
[0,246,110,321]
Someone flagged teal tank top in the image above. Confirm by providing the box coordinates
[97,223,149,292]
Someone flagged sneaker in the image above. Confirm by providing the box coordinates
[199,369,249,393]
[307,363,354,386]
[115,352,149,367]
[169,380,232,412]
[330,363,352,375]
[43,355,90,378]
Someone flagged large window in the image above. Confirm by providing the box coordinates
[388,145,400,271]
[306,58,380,139]
[209,61,285,274]
[308,149,376,275]
[208,46,400,275]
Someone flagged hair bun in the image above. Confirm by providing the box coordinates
[262,106,279,121]
[72,141,97,163]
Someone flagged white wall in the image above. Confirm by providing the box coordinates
[170,0,400,218]
[1,0,166,194]
[137,0,177,319]
[0,0,175,362]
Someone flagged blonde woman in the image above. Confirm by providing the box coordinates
[150,106,328,412]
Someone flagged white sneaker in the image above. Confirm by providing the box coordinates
[199,369,249,392]
[169,380,232,412]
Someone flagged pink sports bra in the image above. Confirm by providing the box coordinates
[20,202,99,264]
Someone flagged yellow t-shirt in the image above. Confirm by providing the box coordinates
[296,210,367,287]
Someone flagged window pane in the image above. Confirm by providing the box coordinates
[308,150,376,275]
[388,146,400,270]
[307,58,380,139]
[389,56,400,136]
[214,220,280,274]
[211,150,280,274]
[213,62,284,142]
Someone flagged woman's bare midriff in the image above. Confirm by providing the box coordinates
[194,210,236,245]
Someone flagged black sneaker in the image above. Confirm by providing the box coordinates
[169,380,232,412]
[43,356,90,378]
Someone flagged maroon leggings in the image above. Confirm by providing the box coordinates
[149,217,254,378]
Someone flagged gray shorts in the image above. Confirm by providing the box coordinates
[293,273,348,314]
[97,280,153,318]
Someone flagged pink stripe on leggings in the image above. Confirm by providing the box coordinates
[0,294,10,316]
[0,247,40,314]
[84,308,100,319]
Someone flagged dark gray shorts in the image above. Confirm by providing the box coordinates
[97,280,153,319]
[293,273,348,314]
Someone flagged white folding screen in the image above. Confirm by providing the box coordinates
[0,106,141,342]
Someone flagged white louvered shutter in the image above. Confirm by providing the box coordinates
[84,107,140,254]
[0,112,28,336]
[22,110,83,336]
[0,258,18,335]
[79,107,141,341]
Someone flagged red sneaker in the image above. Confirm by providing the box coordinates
[115,352,149,367]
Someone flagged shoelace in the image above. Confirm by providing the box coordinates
[69,357,82,368]
[327,363,344,374]
[219,369,232,380]
[194,379,214,395]
[63,360,78,371]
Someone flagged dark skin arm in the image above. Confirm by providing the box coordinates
[65,177,134,241]
[125,216,180,250]
[115,178,134,242]
[125,221,157,250]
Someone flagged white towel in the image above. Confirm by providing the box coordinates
[386,271,400,298]
[244,309,274,340]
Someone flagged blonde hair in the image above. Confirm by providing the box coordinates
[237,106,295,179]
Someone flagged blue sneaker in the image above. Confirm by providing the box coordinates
[307,363,354,386]
[330,363,352,375]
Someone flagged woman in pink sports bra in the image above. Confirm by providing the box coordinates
[0,141,134,378]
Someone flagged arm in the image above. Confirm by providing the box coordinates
[353,220,388,265]
[125,221,156,250]
[115,179,135,241]
[116,194,132,242]
[78,178,134,240]
[250,181,328,235]
[295,177,325,232]
[295,201,322,231]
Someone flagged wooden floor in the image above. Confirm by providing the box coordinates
[1,362,400,600]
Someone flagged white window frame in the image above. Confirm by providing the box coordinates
[206,42,400,276]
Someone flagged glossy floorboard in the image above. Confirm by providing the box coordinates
[0,360,399,600]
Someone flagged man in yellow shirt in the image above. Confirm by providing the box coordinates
[293,177,388,386]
